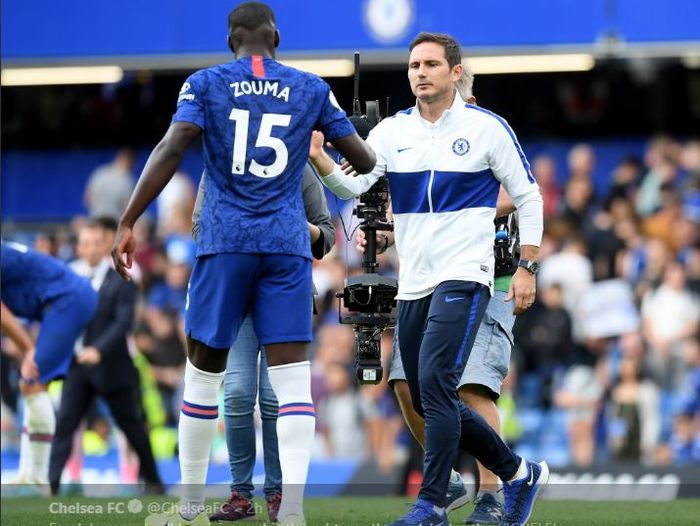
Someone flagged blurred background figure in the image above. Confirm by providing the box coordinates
[49,221,163,494]
[636,136,679,217]
[531,155,561,220]
[513,282,575,408]
[538,236,593,341]
[607,354,660,464]
[156,171,195,238]
[554,360,605,466]
[567,143,596,183]
[83,149,135,221]
[642,262,700,388]
[319,363,370,460]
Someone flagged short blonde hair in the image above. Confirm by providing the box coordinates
[456,62,474,101]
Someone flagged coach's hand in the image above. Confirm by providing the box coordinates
[308,131,337,177]
[506,267,536,315]
[309,130,325,160]
[112,224,136,281]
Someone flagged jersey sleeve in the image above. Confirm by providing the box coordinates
[319,118,388,198]
[487,116,543,246]
[314,81,355,141]
[487,116,536,194]
[172,71,207,130]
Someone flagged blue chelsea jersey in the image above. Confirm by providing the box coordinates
[172,56,355,259]
[1,242,89,320]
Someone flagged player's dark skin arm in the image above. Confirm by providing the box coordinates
[113,118,318,372]
[109,121,243,372]
[111,122,201,281]
[330,134,376,174]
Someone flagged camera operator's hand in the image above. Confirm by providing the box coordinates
[356,229,392,254]
[308,222,321,243]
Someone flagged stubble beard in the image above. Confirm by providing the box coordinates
[417,84,451,105]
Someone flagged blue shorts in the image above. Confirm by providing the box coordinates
[388,290,515,398]
[36,283,98,384]
[185,253,313,348]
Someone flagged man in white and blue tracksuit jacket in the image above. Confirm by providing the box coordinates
[310,32,548,526]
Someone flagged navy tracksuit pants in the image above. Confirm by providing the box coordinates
[397,280,520,507]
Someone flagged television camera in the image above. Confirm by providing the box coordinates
[338,53,398,385]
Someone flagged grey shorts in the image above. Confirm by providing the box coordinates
[388,290,516,398]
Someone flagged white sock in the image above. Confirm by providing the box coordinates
[178,360,224,520]
[450,469,462,484]
[267,361,315,519]
[18,428,30,479]
[507,458,528,483]
[23,391,55,484]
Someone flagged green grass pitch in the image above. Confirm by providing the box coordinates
[1,496,699,525]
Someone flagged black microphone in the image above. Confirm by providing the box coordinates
[353,52,361,117]
[350,52,371,139]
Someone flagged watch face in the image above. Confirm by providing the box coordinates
[520,260,539,273]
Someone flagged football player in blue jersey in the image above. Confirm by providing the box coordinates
[111,3,375,525]
[1,242,98,492]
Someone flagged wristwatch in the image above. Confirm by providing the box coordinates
[378,234,390,254]
[517,259,539,275]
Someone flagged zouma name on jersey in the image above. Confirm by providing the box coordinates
[172,56,355,260]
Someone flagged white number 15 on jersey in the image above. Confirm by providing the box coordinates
[229,108,291,178]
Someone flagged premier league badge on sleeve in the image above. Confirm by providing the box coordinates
[452,138,470,156]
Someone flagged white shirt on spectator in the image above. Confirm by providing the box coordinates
[157,171,193,232]
[641,284,700,341]
[86,163,134,220]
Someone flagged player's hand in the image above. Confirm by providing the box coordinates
[341,161,357,177]
[506,267,536,315]
[309,131,325,160]
[20,348,39,382]
[112,224,136,281]
[77,346,101,366]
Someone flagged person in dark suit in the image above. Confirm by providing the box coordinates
[49,220,162,494]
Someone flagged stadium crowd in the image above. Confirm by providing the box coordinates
[1,134,699,487]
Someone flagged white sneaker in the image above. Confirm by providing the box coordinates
[4,474,50,497]
[277,513,306,526]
